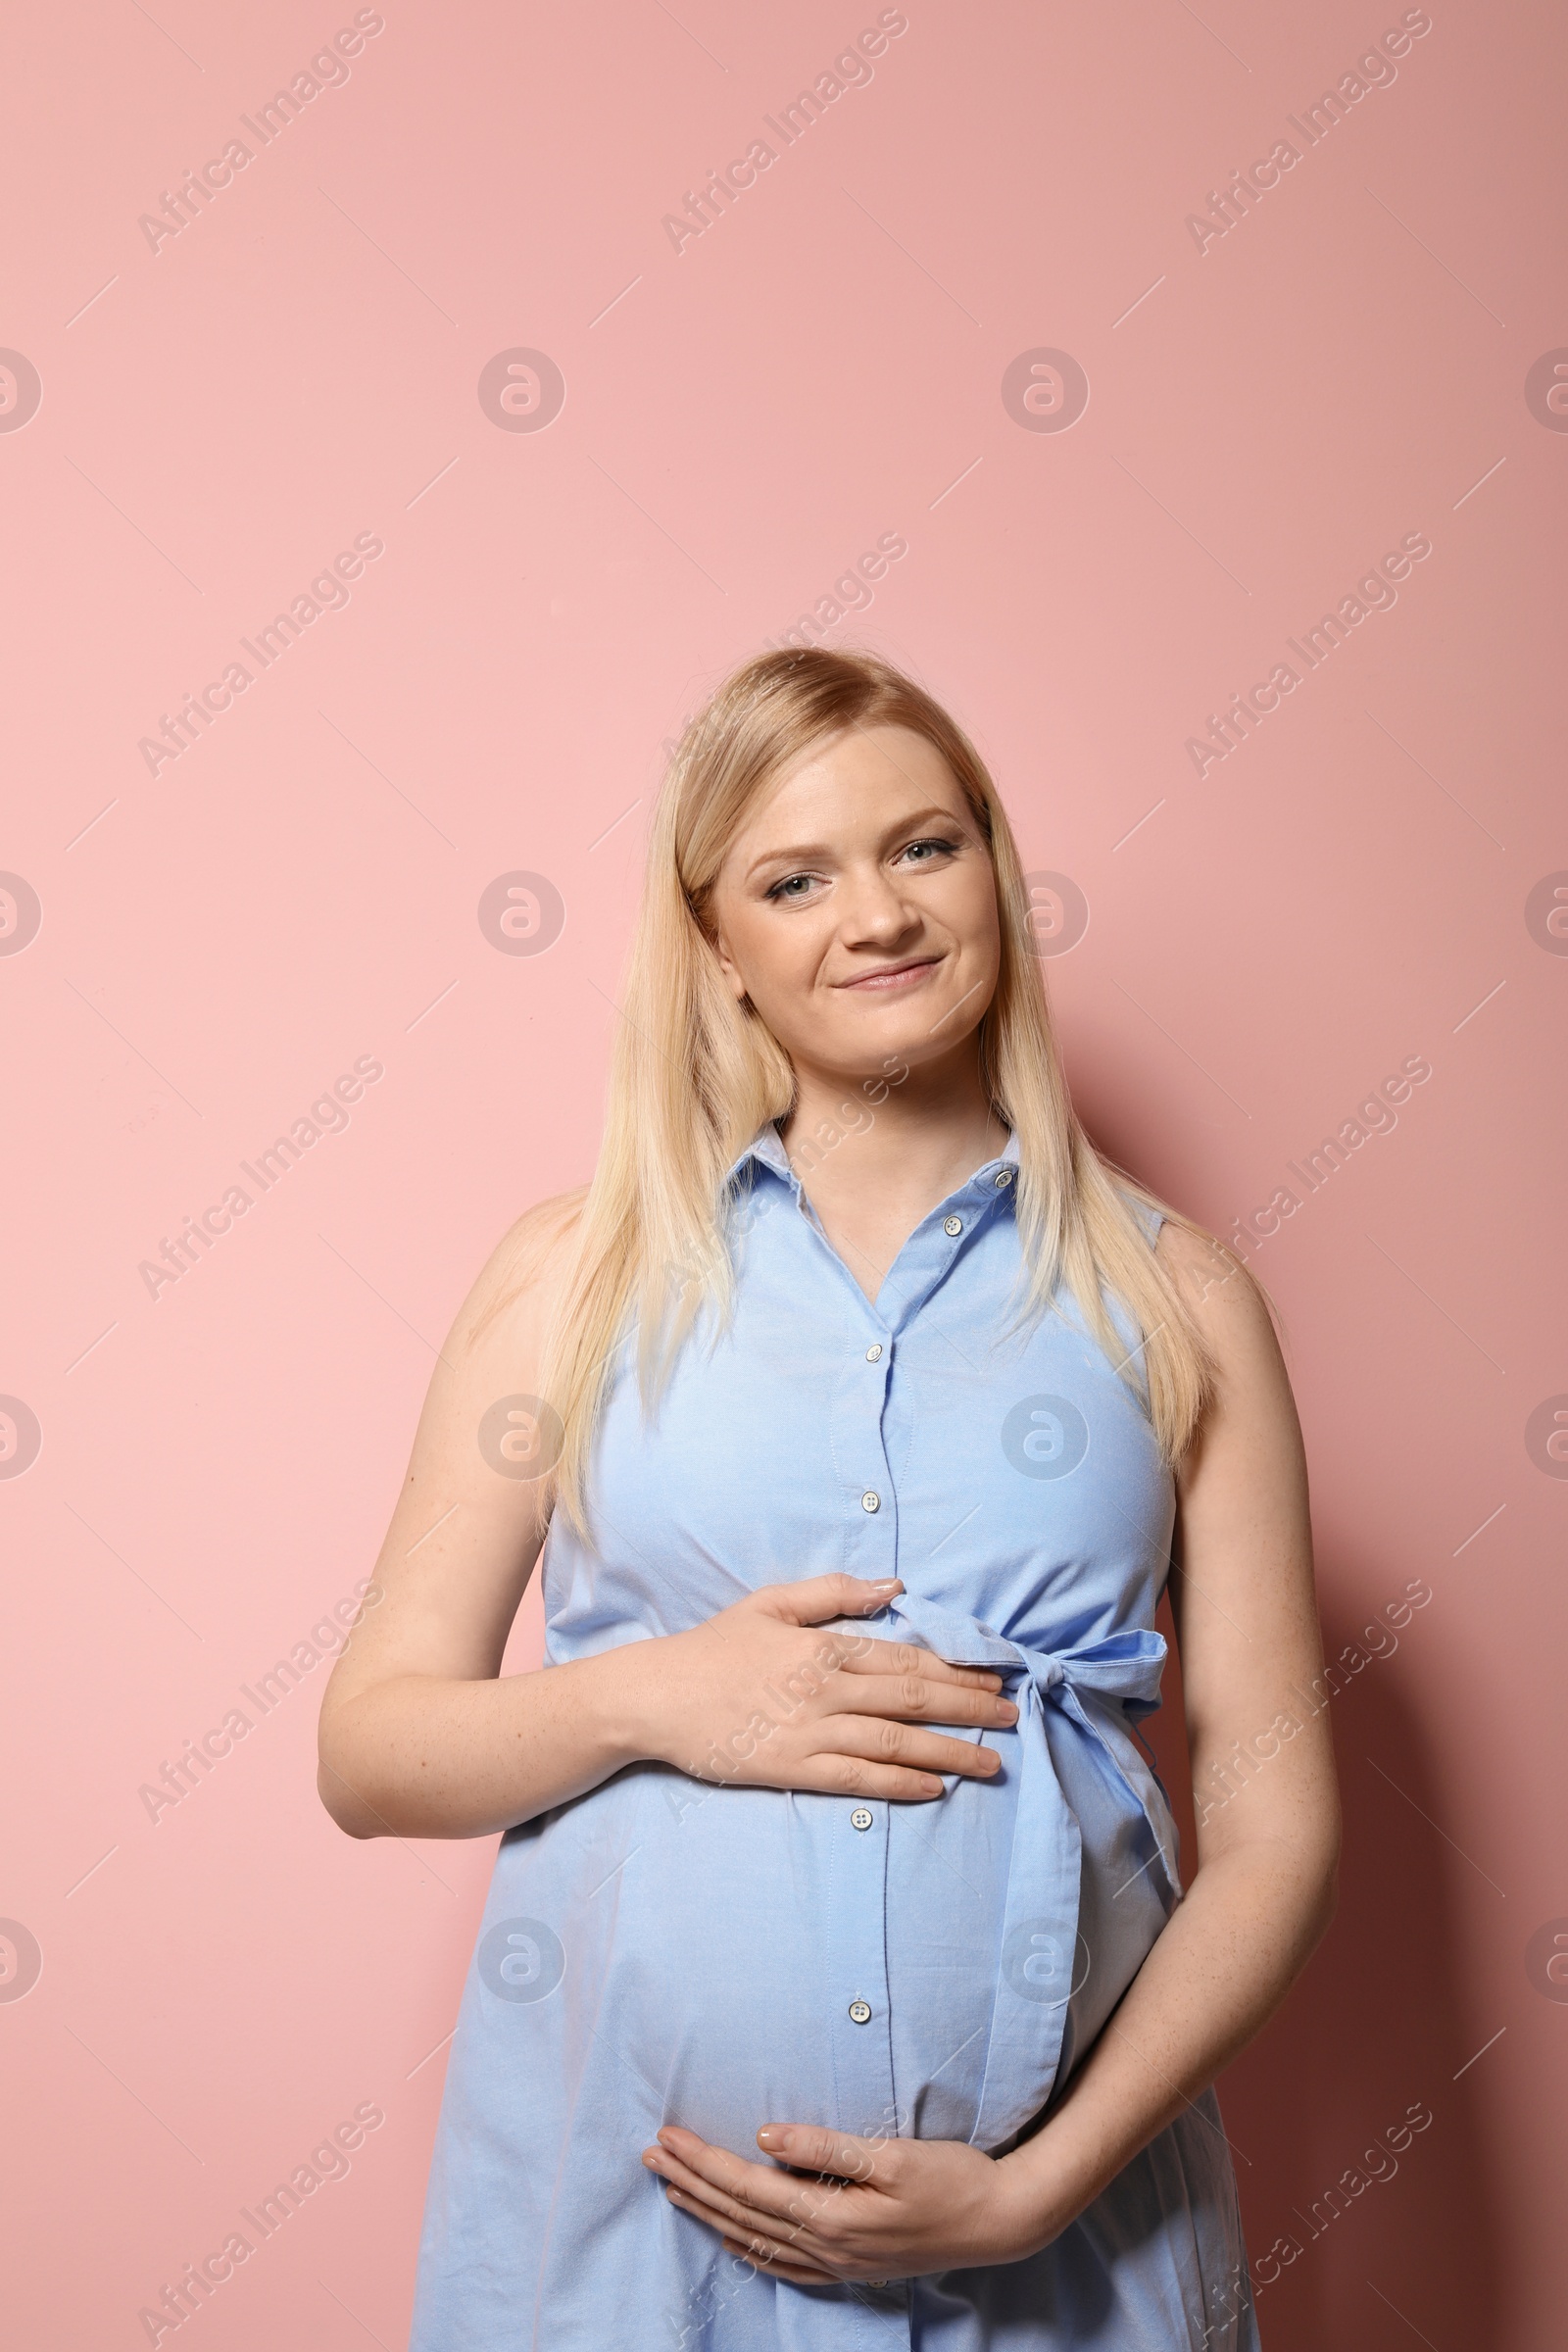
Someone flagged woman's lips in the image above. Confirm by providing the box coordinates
[835,957,942,993]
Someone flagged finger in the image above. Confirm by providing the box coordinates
[662,2162,864,2276]
[814,1717,1005,1781]
[715,2229,843,2284]
[651,2158,844,2273]
[757,2122,887,2182]
[837,1639,1004,1692]
[662,2176,824,2266]
[647,2145,757,2229]
[833,1672,1018,1729]
[765,1757,951,1801]
[648,2128,830,2230]
[751,1573,904,1627]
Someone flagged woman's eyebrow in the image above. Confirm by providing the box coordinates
[744,805,965,881]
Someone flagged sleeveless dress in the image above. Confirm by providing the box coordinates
[407,1123,1260,2351]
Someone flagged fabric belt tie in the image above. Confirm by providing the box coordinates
[872,1592,1183,2153]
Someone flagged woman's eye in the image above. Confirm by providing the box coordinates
[764,840,957,901]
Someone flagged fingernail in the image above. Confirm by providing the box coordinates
[757,2126,783,2147]
[870,1579,900,1591]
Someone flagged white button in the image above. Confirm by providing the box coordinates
[851,1806,873,1831]
[860,1490,881,1513]
[865,1343,883,1362]
[994,1169,1012,1188]
[848,1999,872,2025]
[943,1215,962,1236]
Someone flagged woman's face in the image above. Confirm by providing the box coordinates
[707,722,1002,1088]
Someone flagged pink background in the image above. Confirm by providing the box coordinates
[2,1,1564,2343]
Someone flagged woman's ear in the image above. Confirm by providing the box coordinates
[710,926,751,1004]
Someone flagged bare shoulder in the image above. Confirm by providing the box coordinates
[1153,1215,1281,1361]
[1153,1214,1303,1483]
[448,1184,590,1361]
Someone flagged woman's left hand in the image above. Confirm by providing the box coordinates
[641,2120,1049,2284]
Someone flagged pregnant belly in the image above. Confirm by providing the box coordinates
[473,1755,1022,2157]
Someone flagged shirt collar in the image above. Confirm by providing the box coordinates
[723,1120,793,1189]
[723,1118,1019,1201]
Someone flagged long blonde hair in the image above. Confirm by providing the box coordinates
[515,647,1217,1542]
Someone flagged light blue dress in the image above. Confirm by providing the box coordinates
[408,1124,1260,2350]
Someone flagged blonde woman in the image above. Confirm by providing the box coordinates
[318,648,1340,2350]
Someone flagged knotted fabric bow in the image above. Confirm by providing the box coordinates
[872,1592,1182,2153]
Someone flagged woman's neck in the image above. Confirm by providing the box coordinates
[779,1054,1009,1239]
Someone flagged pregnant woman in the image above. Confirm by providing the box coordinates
[318,647,1340,2350]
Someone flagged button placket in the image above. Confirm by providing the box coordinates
[826,1769,894,2142]
[839,1152,1018,1567]
[867,1151,1017,1339]
[842,1317,897,1584]
[823,1293,897,2139]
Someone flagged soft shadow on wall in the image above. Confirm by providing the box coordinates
[1146,1530,1502,2348]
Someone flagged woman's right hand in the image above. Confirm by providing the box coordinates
[632,1574,1018,1801]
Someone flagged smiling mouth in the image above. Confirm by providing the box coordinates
[835,956,943,992]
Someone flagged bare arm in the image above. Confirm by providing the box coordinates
[316,1199,1016,1841]
[315,1192,611,1839]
